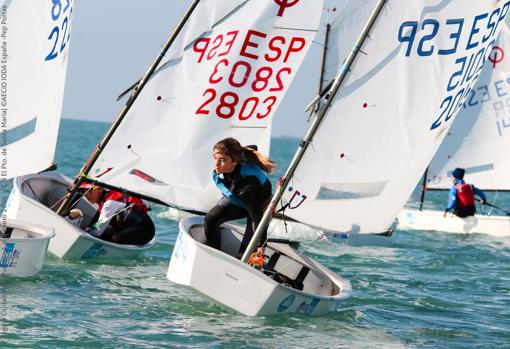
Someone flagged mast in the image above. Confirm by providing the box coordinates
[241,0,388,263]
[419,167,428,211]
[57,0,201,215]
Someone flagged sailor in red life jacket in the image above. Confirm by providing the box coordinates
[444,168,487,218]
[80,183,155,245]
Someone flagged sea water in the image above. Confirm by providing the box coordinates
[0,119,509,348]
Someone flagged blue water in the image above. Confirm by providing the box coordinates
[1,119,509,348]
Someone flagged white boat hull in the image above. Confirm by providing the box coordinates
[6,172,156,260]
[398,208,510,237]
[1,220,54,277]
[167,216,352,316]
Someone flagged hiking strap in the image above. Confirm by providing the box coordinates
[294,266,310,289]
[265,252,281,271]
[263,252,309,291]
[3,227,13,239]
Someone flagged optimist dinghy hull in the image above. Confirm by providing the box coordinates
[7,172,156,260]
[0,220,54,277]
[167,216,352,316]
[398,208,510,237]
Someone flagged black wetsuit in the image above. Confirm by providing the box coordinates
[101,213,155,245]
[204,163,272,254]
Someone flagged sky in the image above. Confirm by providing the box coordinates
[61,0,344,138]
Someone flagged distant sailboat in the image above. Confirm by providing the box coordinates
[168,0,509,316]
[1,0,74,276]
[398,17,510,237]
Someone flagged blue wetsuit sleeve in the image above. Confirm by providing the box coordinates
[447,185,457,210]
[473,186,487,202]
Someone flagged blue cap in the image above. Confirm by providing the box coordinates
[452,168,465,180]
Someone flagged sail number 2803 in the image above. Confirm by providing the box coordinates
[195,59,291,119]
[193,29,306,121]
[196,89,277,120]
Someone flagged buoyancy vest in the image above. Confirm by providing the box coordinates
[99,190,149,229]
[212,163,269,208]
[455,183,475,208]
[99,190,147,213]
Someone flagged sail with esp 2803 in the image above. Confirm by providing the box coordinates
[89,0,322,213]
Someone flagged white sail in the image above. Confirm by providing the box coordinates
[322,1,378,87]
[280,0,510,234]
[90,0,323,211]
[427,19,510,191]
[3,0,74,179]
